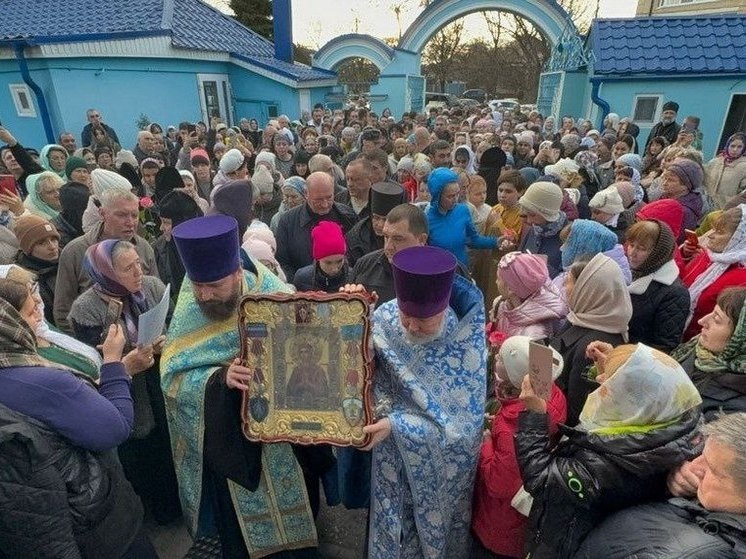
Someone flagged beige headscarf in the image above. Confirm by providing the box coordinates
[568,253,632,339]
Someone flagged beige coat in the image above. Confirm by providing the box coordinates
[704,155,746,210]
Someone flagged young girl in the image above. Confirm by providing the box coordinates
[517,343,703,558]
[473,170,527,307]
[473,336,567,558]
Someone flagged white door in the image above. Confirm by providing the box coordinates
[197,74,233,126]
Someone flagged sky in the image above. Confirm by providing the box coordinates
[208,0,638,48]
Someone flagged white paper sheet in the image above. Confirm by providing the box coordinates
[137,284,170,346]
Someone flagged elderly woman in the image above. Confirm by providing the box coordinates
[426,167,498,265]
[518,342,702,558]
[518,181,568,278]
[0,290,158,557]
[704,132,746,210]
[551,254,633,426]
[681,206,746,339]
[270,175,306,232]
[39,143,68,177]
[625,219,690,352]
[588,187,628,242]
[577,412,745,559]
[68,240,181,525]
[661,157,704,234]
[24,171,63,219]
[0,266,102,379]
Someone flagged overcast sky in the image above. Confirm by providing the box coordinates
[208,0,638,48]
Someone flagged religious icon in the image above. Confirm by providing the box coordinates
[238,291,375,447]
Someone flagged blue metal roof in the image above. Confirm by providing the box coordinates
[591,15,746,76]
[0,0,335,82]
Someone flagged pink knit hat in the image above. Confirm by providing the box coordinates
[312,221,346,261]
[497,252,548,300]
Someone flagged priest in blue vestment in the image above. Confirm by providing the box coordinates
[363,245,487,558]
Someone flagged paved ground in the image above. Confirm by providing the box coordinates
[147,499,368,558]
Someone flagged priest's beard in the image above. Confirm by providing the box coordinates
[196,286,241,321]
[403,319,446,346]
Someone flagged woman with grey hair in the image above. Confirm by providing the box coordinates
[577,412,746,558]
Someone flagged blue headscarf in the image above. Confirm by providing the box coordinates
[561,219,617,270]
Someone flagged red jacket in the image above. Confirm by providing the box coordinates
[472,384,567,557]
[681,251,746,340]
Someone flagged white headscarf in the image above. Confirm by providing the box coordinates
[0,264,103,373]
[685,204,746,329]
[579,344,701,434]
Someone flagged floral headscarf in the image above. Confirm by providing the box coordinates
[720,132,746,165]
[579,344,702,434]
[83,240,148,343]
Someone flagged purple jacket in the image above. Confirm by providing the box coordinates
[493,284,567,340]
[678,191,704,236]
[0,362,133,452]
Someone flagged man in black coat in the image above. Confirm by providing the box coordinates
[276,171,357,280]
[644,100,682,152]
[80,108,120,147]
[345,181,405,267]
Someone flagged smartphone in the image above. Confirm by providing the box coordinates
[528,342,554,401]
[100,299,123,342]
[684,229,699,247]
[0,175,18,197]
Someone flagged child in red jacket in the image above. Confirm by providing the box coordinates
[472,336,567,558]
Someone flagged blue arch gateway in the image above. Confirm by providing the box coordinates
[313,0,583,117]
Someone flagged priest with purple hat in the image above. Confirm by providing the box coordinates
[363,245,487,558]
[160,214,319,558]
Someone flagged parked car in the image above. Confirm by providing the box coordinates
[462,88,488,102]
[458,98,481,109]
[488,98,520,112]
[425,92,460,111]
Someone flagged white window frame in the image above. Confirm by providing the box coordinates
[631,94,663,125]
[9,83,36,117]
[657,0,717,7]
[196,73,233,126]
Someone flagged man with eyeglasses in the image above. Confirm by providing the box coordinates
[80,108,120,148]
[275,171,356,280]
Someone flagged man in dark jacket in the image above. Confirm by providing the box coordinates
[577,413,746,558]
[276,172,356,279]
[80,108,120,147]
[644,100,682,152]
[345,181,405,267]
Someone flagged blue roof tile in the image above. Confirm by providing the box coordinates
[0,0,335,82]
[592,15,746,76]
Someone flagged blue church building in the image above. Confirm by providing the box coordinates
[0,0,337,150]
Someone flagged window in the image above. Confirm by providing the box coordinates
[9,84,36,117]
[632,95,662,124]
[196,74,232,126]
[657,0,716,7]
[267,105,279,118]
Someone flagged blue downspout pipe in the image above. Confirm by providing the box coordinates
[12,42,55,144]
[590,77,610,131]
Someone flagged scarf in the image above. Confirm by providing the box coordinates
[685,204,746,329]
[533,211,567,239]
[0,299,52,370]
[561,219,617,270]
[631,219,675,280]
[39,144,67,178]
[568,253,632,338]
[83,239,148,344]
[720,133,746,165]
[23,172,60,220]
[672,298,746,374]
[579,344,701,435]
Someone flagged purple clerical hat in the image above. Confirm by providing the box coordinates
[392,246,456,318]
[172,215,240,283]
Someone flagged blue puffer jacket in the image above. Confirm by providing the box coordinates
[426,168,497,265]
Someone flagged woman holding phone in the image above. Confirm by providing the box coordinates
[0,288,158,557]
[68,239,181,524]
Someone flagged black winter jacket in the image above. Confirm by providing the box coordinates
[629,276,690,353]
[0,403,143,559]
[576,498,746,558]
[516,409,703,559]
[345,216,381,268]
[292,262,350,293]
[679,352,746,421]
[275,202,357,280]
[550,323,626,426]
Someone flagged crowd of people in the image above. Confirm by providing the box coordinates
[0,97,745,559]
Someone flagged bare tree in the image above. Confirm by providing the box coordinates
[422,20,465,91]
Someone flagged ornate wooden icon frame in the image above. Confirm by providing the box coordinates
[238,291,375,447]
